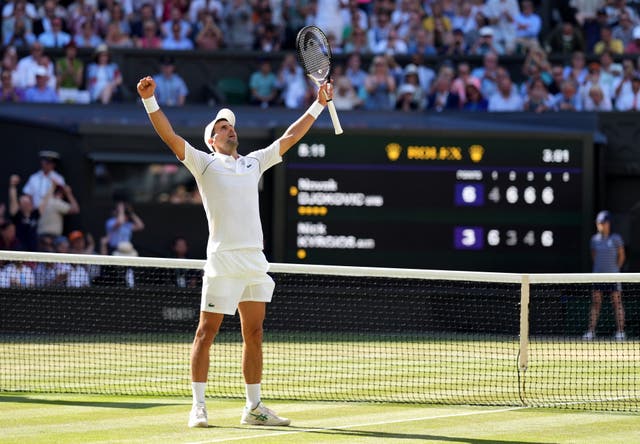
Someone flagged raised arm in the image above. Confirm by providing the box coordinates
[8,175,20,216]
[137,76,187,160]
[276,81,333,156]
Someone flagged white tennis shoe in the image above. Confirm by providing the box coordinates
[188,405,208,428]
[241,402,290,426]
[582,331,595,341]
[614,331,626,341]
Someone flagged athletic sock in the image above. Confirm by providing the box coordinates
[192,382,206,407]
[245,383,261,410]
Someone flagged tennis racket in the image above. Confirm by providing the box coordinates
[295,25,343,135]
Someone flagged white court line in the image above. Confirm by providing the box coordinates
[186,406,527,444]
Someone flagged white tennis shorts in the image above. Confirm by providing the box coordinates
[201,249,275,315]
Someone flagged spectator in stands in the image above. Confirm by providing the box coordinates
[38,180,80,237]
[614,73,640,110]
[368,9,393,50]
[162,19,194,50]
[523,78,552,113]
[344,26,371,54]
[469,25,503,55]
[134,20,162,48]
[545,21,585,56]
[249,58,278,108]
[24,66,58,103]
[612,58,637,100]
[443,28,468,56]
[563,51,588,86]
[34,0,67,36]
[74,19,103,48]
[2,0,38,22]
[344,52,368,94]
[276,53,307,109]
[86,44,122,104]
[488,70,523,111]
[131,3,160,40]
[56,40,84,91]
[625,26,640,54]
[104,201,145,254]
[14,41,48,89]
[582,7,609,52]
[427,72,460,111]
[372,27,408,55]
[8,175,39,252]
[68,229,96,255]
[111,240,138,288]
[0,221,21,250]
[223,0,254,50]
[583,210,626,341]
[483,0,520,54]
[2,46,19,86]
[451,61,477,104]
[162,5,192,39]
[396,63,425,111]
[38,16,71,48]
[461,78,488,111]
[0,68,24,102]
[410,53,436,95]
[168,235,200,288]
[189,0,222,25]
[253,23,282,52]
[2,0,35,46]
[581,61,611,103]
[514,0,541,54]
[0,261,35,288]
[595,25,625,55]
[612,11,636,48]
[451,1,477,39]
[471,51,500,100]
[22,150,65,208]
[584,84,613,111]
[194,13,224,50]
[154,55,188,106]
[104,21,134,48]
[551,79,583,111]
[332,75,361,110]
[363,55,396,110]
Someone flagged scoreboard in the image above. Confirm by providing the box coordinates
[276,130,594,272]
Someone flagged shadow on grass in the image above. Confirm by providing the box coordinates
[289,426,557,443]
[0,395,183,409]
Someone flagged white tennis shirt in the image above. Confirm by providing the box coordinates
[181,140,282,254]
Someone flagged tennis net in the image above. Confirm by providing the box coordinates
[0,250,638,411]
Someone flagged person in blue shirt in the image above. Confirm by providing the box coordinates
[23,66,58,103]
[583,210,626,341]
[153,56,188,106]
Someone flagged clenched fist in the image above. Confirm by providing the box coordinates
[137,76,156,99]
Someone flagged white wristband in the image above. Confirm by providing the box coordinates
[142,96,159,114]
[307,100,325,119]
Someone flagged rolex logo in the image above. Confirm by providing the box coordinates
[469,144,485,163]
[385,143,402,161]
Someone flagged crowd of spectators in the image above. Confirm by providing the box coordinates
[1,0,640,110]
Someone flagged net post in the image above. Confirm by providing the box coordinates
[518,274,530,405]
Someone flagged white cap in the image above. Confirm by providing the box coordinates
[479,26,494,37]
[34,66,49,77]
[203,108,236,151]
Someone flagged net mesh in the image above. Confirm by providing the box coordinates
[0,251,638,412]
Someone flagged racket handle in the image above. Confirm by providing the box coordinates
[326,100,343,135]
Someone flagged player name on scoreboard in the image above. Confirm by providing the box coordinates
[282,132,592,271]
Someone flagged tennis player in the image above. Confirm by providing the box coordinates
[137,75,332,428]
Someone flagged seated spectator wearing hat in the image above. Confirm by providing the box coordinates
[23,66,58,103]
[395,63,426,111]
[614,73,640,111]
[86,44,122,104]
[469,26,504,56]
[22,149,65,208]
[154,56,188,106]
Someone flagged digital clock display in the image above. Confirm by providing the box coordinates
[276,130,594,272]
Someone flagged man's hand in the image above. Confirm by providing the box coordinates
[9,174,20,187]
[318,81,333,106]
[137,76,156,99]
